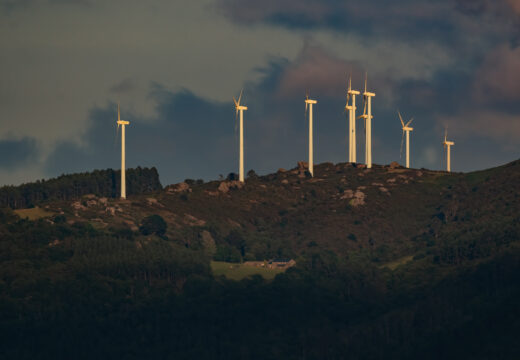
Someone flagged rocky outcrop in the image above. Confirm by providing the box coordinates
[218,181,245,193]
[167,182,191,194]
[389,161,401,169]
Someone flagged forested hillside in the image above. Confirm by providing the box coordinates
[0,167,162,209]
[0,160,519,359]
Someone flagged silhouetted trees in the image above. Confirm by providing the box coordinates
[0,167,162,209]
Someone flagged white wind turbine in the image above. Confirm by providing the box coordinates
[116,103,130,199]
[345,75,360,163]
[233,90,248,183]
[443,128,455,172]
[398,111,414,169]
[305,93,317,177]
[359,73,376,168]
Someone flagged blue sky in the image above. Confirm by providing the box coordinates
[1,0,520,186]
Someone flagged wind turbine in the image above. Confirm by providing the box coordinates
[443,128,455,172]
[233,90,248,183]
[116,103,130,199]
[305,93,317,177]
[398,111,414,169]
[359,73,376,168]
[345,75,360,163]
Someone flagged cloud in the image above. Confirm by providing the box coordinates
[473,44,520,105]
[275,41,364,99]
[0,137,38,169]
[441,110,520,150]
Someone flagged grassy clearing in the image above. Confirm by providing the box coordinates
[211,261,286,281]
[381,255,414,271]
[14,207,54,220]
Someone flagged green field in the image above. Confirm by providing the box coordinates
[211,261,287,280]
[14,207,54,220]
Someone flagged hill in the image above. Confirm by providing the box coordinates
[0,160,519,359]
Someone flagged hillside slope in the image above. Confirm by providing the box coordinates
[1,160,519,359]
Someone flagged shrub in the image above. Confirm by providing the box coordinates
[139,215,167,236]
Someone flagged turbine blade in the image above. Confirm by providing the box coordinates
[114,123,120,148]
[118,102,120,122]
[400,130,405,159]
[348,74,352,92]
[238,89,243,107]
[398,110,404,128]
[364,72,367,93]
[233,97,238,108]
[407,118,414,127]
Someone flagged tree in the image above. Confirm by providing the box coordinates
[139,215,167,236]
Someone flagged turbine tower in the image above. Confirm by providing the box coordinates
[116,103,130,199]
[345,75,360,163]
[443,128,455,172]
[305,94,317,177]
[398,111,414,169]
[233,90,248,183]
[359,73,376,168]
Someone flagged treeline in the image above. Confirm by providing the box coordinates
[0,167,162,209]
[0,207,518,359]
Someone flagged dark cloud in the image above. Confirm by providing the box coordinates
[0,137,37,169]
[217,0,519,45]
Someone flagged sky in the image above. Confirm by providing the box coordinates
[1,0,520,186]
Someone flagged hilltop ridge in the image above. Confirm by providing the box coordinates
[20,158,520,265]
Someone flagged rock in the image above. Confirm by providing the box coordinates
[416,171,423,177]
[228,219,241,228]
[167,182,191,193]
[123,219,138,231]
[71,201,86,211]
[349,190,366,206]
[389,161,401,169]
[297,161,308,170]
[281,179,289,184]
[98,197,108,206]
[218,181,244,193]
[218,182,230,193]
[106,207,116,216]
[372,183,384,186]
[48,239,61,247]
[184,214,206,226]
[387,178,396,183]
[278,168,287,173]
[84,194,97,200]
[86,199,97,207]
[358,186,367,190]
[379,187,390,195]
[357,164,367,169]
[146,198,163,207]
[340,189,354,200]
